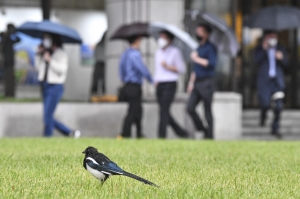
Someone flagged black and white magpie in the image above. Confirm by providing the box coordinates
[82,146,159,187]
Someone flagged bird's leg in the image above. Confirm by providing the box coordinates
[100,175,109,184]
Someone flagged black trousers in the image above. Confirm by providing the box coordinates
[156,82,188,138]
[121,83,143,138]
[259,79,283,132]
[187,78,214,139]
[91,61,105,95]
[4,66,15,97]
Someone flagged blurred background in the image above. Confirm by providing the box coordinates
[0,0,300,139]
[1,0,300,106]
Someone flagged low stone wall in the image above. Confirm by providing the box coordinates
[0,92,242,140]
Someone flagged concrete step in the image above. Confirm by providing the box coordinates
[242,110,300,139]
[243,110,300,119]
[243,120,300,128]
[242,134,300,140]
[243,127,300,134]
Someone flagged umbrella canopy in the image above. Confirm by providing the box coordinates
[18,20,82,44]
[149,22,198,60]
[110,22,149,40]
[245,5,300,31]
[185,10,240,57]
[149,22,198,50]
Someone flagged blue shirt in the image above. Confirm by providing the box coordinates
[119,48,153,84]
[268,48,276,77]
[193,41,217,78]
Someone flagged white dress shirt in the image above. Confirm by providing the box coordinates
[35,48,69,84]
[154,45,186,83]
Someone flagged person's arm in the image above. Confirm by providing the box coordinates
[132,53,153,84]
[186,72,196,93]
[35,45,44,72]
[44,50,68,76]
[10,34,20,44]
[35,54,43,72]
[119,55,126,82]
[254,41,268,64]
[161,61,178,73]
[206,46,217,68]
[190,46,217,68]
[162,49,186,74]
[190,51,208,67]
[276,47,288,68]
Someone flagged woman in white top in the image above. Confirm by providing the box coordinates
[35,33,80,138]
[154,31,189,139]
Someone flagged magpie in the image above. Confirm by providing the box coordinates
[82,146,159,187]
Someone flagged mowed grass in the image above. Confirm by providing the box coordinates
[0,139,300,199]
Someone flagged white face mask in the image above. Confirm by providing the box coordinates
[268,38,278,47]
[157,37,169,49]
[43,38,52,49]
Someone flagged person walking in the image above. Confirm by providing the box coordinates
[118,35,153,139]
[2,24,20,97]
[254,30,287,138]
[35,33,81,138]
[154,31,189,139]
[186,23,217,139]
[91,32,106,95]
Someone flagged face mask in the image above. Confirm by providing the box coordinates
[196,35,203,42]
[157,37,169,49]
[268,38,278,47]
[43,38,52,49]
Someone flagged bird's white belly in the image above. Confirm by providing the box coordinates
[86,164,106,181]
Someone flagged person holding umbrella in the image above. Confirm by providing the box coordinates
[118,35,153,139]
[35,33,81,138]
[18,20,82,137]
[154,30,189,139]
[254,30,288,138]
[186,23,217,140]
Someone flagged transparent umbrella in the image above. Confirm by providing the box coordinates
[185,10,240,57]
[149,22,198,61]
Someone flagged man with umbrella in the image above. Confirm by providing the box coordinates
[254,30,288,137]
[118,35,153,139]
[186,23,217,139]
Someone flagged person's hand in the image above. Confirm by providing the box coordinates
[38,45,44,54]
[276,51,283,60]
[190,51,199,62]
[187,83,194,94]
[161,61,169,69]
[43,52,51,62]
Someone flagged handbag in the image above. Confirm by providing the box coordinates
[118,84,127,102]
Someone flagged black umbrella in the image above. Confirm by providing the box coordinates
[245,5,300,31]
[110,22,149,40]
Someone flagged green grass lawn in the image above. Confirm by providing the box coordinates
[0,138,300,199]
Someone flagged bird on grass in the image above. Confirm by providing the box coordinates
[82,146,159,187]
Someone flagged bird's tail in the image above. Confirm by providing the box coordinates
[122,171,159,187]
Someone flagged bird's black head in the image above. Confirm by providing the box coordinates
[82,146,98,156]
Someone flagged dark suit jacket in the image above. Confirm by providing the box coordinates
[254,45,288,93]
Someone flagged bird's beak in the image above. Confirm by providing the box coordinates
[82,151,85,154]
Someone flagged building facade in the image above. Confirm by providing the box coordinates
[1,0,300,108]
